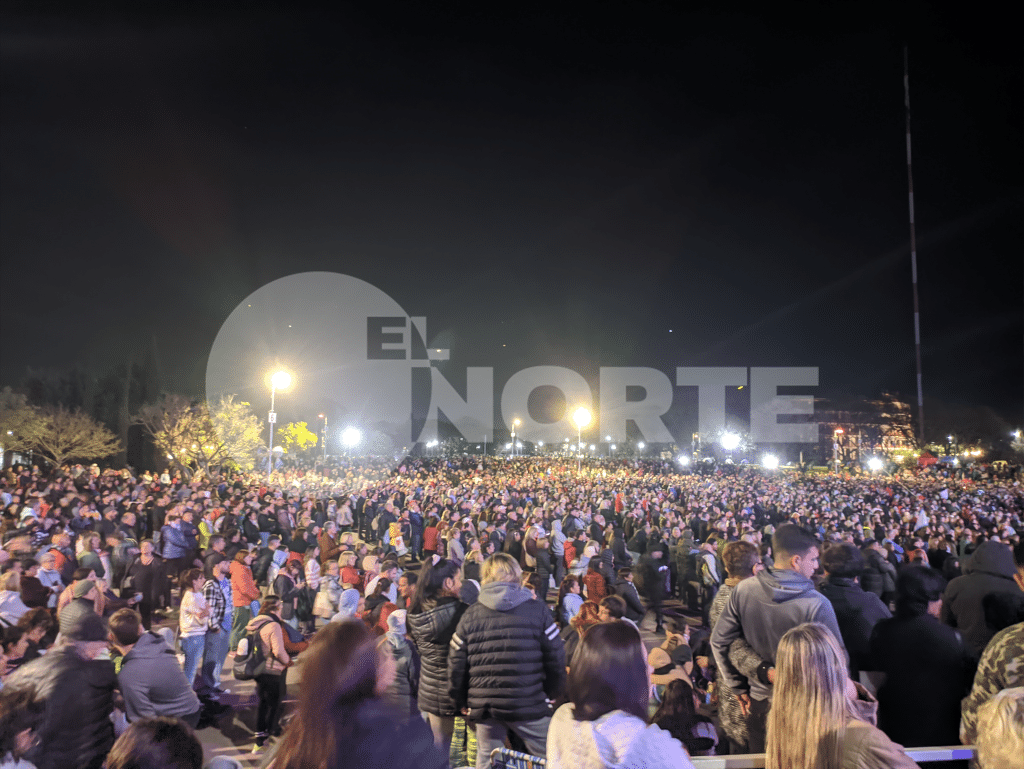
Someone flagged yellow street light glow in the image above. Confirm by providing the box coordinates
[572,407,591,429]
[270,370,292,390]
[513,418,521,427]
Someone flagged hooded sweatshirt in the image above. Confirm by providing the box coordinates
[546,703,694,769]
[710,566,844,701]
[449,581,566,722]
[117,631,202,722]
[942,540,1023,655]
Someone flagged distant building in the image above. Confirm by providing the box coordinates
[814,393,917,465]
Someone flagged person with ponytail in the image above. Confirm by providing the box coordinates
[405,556,467,753]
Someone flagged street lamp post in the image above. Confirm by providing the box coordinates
[512,418,520,458]
[572,407,591,472]
[267,370,292,482]
[318,413,327,463]
[833,428,844,474]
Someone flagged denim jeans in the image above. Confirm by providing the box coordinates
[474,715,550,769]
[198,627,231,696]
[180,633,205,687]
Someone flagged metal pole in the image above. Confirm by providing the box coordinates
[322,416,327,463]
[267,386,276,482]
[905,47,925,445]
[577,425,581,472]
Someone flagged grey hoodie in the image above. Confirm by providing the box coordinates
[118,631,202,722]
[710,567,844,701]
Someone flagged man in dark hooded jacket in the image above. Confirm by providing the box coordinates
[449,553,565,769]
[942,540,1024,656]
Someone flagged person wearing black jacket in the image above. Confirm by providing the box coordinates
[449,553,565,769]
[870,565,974,751]
[613,568,646,623]
[817,542,891,678]
[639,543,669,634]
[406,557,467,754]
[610,528,633,570]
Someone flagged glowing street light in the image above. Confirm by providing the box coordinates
[762,454,779,470]
[678,456,690,466]
[341,426,362,449]
[572,406,591,471]
[867,456,883,472]
[266,369,293,482]
[720,433,740,452]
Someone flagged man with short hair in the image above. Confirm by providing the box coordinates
[818,542,891,678]
[710,523,843,752]
[397,570,418,611]
[108,608,203,727]
[197,555,234,699]
[449,553,565,769]
[365,561,400,603]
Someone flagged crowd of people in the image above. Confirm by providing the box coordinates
[0,453,1022,769]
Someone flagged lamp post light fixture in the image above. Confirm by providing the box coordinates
[833,428,844,474]
[318,413,327,462]
[572,406,591,471]
[867,456,883,473]
[762,454,779,470]
[266,370,292,482]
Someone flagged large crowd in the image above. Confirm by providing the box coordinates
[0,454,1022,769]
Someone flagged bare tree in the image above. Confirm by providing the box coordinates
[27,404,121,466]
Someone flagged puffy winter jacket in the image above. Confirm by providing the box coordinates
[381,635,421,718]
[5,646,116,769]
[406,597,467,717]
[449,581,566,722]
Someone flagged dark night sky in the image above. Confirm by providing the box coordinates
[1,2,1021,435]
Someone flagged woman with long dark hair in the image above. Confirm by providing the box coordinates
[650,678,718,756]
[267,619,446,769]
[405,557,466,753]
[547,621,693,768]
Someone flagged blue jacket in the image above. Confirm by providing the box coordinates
[160,524,191,560]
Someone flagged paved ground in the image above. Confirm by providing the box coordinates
[176,596,702,766]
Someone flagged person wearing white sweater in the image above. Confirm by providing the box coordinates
[547,621,694,769]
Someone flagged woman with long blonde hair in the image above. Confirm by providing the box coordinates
[766,623,918,769]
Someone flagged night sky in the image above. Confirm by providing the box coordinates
[2,3,1021,436]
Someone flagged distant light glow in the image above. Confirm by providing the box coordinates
[720,432,740,451]
[762,454,779,469]
[341,427,362,447]
[867,457,883,471]
[637,442,645,450]
[678,456,690,466]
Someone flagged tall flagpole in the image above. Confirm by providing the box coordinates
[905,46,925,446]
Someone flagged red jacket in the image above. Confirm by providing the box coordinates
[230,561,260,607]
[423,526,439,552]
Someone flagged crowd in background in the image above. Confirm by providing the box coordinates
[0,454,1022,769]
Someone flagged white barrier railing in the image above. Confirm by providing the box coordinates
[689,746,975,768]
